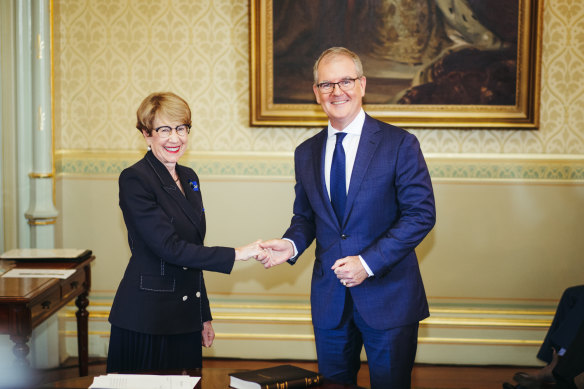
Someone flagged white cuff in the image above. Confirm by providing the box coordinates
[359,255,374,276]
[282,238,298,260]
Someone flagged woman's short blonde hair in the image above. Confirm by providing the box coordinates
[136,92,191,136]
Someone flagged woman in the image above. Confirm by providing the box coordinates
[107,92,261,373]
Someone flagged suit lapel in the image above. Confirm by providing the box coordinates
[344,115,381,225]
[145,152,205,241]
[310,130,338,228]
[177,165,206,241]
[176,165,204,218]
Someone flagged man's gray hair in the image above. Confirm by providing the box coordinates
[313,47,364,84]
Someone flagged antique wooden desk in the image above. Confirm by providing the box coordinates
[0,256,94,376]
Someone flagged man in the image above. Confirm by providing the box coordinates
[505,285,584,389]
[258,47,436,388]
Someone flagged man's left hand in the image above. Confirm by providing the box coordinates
[332,256,368,287]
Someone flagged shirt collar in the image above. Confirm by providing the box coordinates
[327,109,365,138]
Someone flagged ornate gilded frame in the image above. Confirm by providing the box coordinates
[250,0,543,128]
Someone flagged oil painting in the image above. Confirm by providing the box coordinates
[250,0,542,128]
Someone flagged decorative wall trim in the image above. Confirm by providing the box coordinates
[426,154,584,182]
[419,337,542,346]
[56,150,584,182]
[64,309,551,329]
[26,217,57,225]
[60,329,543,346]
[55,150,295,180]
[64,308,551,329]
[28,172,54,178]
[59,292,552,364]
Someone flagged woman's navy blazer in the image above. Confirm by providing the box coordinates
[109,151,235,335]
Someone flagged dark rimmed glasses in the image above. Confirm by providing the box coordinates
[316,77,361,93]
[154,124,191,138]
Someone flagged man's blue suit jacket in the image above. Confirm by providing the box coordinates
[109,151,234,335]
[283,114,436,331]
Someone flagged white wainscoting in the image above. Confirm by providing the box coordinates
[59,292,552,366]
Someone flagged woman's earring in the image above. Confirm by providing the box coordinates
[147,145,151,151]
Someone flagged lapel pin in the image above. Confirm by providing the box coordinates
[188,179,199,192]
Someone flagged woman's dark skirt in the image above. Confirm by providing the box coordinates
[106,325,202,373]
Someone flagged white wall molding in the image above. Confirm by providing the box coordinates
[59,293,552,366]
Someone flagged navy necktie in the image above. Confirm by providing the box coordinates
[331,132,347,225]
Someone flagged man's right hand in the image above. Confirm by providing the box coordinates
[257,239,294,268]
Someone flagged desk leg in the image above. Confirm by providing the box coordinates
[9,334,30,367]
[75,292,89,376]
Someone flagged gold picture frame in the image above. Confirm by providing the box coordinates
[250,0,542,128]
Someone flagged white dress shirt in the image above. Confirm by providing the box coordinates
[324,109,365,199]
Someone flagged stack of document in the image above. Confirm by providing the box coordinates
[89,374,200,389]
[0,248,92,261]
[1,268,77,279]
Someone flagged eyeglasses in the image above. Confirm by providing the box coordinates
[316,77,361,94]
[154,124,191,138]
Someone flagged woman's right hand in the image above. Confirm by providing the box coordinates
[235,239,263,261]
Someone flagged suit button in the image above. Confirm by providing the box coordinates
[341,234,348,240]
[182,295,188,301]
[196,292,201,298]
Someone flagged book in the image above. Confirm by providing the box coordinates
[229,364,323,389]
[0,248,92,262]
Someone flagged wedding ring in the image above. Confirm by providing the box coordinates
[341,280,347,286]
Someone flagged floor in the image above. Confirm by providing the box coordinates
[34,357,540,388]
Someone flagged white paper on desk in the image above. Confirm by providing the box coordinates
[0,248,87,259]
[1,268,76,279]
[89,374,200,389]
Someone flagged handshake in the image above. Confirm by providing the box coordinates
[234,239,294,269]
[235,239,369,288]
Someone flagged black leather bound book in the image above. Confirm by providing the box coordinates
[229,364,323,389]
